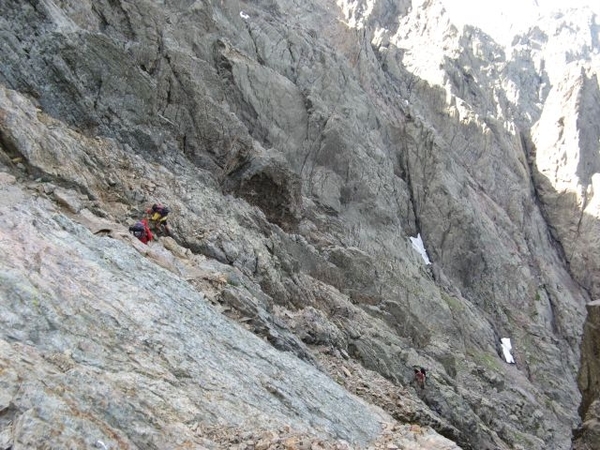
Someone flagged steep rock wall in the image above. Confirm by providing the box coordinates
[574,301,600,450]
[1,0,598,449]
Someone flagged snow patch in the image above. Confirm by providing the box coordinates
[500,338,515,364]
[410,234,431,265]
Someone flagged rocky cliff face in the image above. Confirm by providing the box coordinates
[575,301,600,450]
[0,1,598,449]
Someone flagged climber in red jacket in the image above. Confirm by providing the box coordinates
[414,367,426,389]
[129,218,153,244]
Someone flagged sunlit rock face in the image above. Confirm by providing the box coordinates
[0,166,387,449]
[0,1,599,449]
[531,65,600,299]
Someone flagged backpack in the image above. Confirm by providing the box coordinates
[152,204,170,217]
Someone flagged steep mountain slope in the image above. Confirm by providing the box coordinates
[1,0,598,449]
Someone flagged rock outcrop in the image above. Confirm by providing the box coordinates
[574,301,600,450]
[0,0,599,449]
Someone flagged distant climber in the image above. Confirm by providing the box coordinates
[414,367,426,389]
[129,219,153,244]
[146,203,171,236]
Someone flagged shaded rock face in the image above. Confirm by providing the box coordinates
[0,1,598,449]
[574,301,600,450]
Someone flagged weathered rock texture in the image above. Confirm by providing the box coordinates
[575,301,600,450]
[0,0,599,449]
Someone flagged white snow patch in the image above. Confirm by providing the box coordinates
[240,11,250,20]
[410,233,431,265]
[500,338,516,364]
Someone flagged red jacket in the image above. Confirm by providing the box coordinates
[139,219,153,244]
